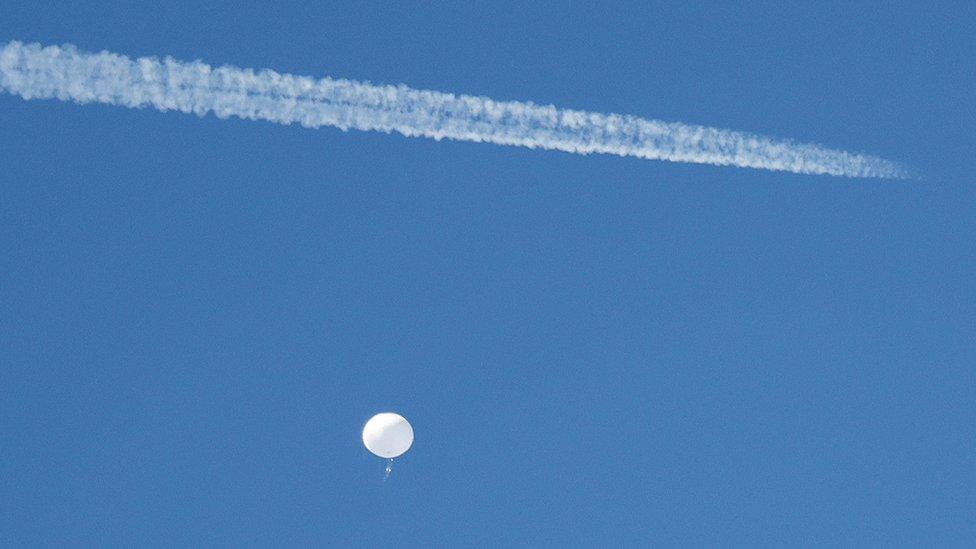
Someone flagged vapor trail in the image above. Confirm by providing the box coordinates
[0,41,905,178]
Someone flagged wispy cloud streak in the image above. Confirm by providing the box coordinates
[0,41,904,178]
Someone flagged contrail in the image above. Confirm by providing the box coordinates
[0,41,905,178]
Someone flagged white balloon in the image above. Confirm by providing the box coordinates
[362,413,414,459]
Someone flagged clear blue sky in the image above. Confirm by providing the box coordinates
[1,2,973,546]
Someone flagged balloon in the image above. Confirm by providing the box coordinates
[362,413,414,459]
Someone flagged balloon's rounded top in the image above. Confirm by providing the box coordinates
[362,413,414,459]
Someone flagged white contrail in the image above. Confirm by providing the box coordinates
[0,41,905,178]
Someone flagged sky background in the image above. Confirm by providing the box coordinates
[1,2,973,546]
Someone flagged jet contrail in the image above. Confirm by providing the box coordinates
[0,41,905,178]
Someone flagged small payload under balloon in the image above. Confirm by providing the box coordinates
[363,412,414,459]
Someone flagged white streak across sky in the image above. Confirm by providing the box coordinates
[0,41,905,178]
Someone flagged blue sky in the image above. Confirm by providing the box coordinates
[1,2,973,546]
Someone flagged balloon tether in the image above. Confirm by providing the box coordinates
[384,458,394,481]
